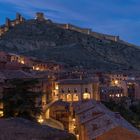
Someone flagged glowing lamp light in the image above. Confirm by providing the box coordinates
[76,134,79,139]
[0,111,3,117]
[21,60,25,64]
[114,80,119,85]
[83,93,90,99]
[72,118,76,122]
[116,94,120,97]
[38,116,44,124]
[36,67,40,71]
[55,85,59,90]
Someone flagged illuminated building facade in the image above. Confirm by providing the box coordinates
[53,78,100,102]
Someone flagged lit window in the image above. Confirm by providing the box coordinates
[67,94,72,101]
[55,85,59,90]
[73,94,79,101]
[37,115,44,124]
[83,93,90,99]
[0,111,3,117]
[116,94,120,97]
[114,80,119,85]
[36,67,40,70]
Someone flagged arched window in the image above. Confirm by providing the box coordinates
[83,93,90,99]
[67,94,72,101]
[73,94,79,101]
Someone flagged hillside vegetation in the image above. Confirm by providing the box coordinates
[0,19,140,70]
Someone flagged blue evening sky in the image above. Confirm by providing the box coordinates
[0,0,140,46]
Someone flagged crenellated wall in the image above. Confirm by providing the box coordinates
[56,23,120,42]
[0,13,25,37]
[57,23,92,35]
[90,31,119,42]
[0,12,120,42]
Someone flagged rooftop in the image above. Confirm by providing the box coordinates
[0,118,76,140]
[73,100,140,140]
[57,78,98,85]
[0,70,33,80]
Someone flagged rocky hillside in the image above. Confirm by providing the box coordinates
[0,118,76,140]
[0,19,140,70]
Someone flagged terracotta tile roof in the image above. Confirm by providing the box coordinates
[58,78,98,85]
[73,100,140,140]
[0,70,33,79]
[52,100,70,107]
[97,126,140,140]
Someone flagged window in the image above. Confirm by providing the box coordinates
[74,88,77,93]
[67,94,72,101]
[61,89,64,93]
[85,88,88,92]
[68,88,70,93]
[92,124,98,130]
[83,93,90,99]
[73,94,79,101]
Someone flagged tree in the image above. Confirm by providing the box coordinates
[1,79,43,122]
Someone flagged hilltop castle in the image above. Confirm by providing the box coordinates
[0,13,25,36]
[0,12,120,42]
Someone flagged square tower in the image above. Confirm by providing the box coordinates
[16,13,21,20]
[5,18,11,28]
[16,13,24,22]
[36,12,45,21]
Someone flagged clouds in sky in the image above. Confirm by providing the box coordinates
[0,0,140,45]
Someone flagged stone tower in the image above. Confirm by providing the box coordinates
[16,13,21,20]
[16,13,24,22]
[5,18,11,28]
[115,36,120,42]
[36,12,45,21]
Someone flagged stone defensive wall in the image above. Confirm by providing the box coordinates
[56,23,120,42]
[90,31,119,42]
[56,23,92,34]
[0,13,25,36]
[0,12,120,42]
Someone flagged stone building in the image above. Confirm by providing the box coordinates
[99,72,140,101]
[49,100,71,131]
[100,86,124,101]
[53,78,100,102]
